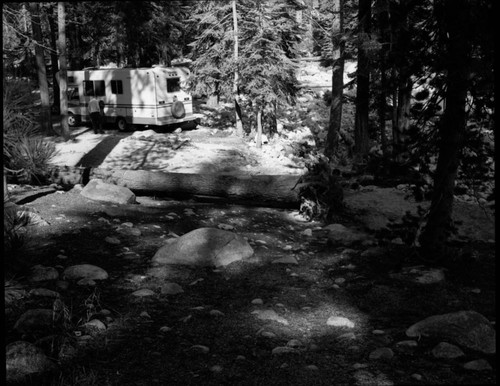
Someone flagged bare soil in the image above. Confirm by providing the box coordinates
[5,178,496,385]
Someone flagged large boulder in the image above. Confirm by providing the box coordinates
[152,227,254,267]
[81,179,136,204]
[406,310,496,354]
[6,341,57,383]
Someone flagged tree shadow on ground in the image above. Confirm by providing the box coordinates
[5,193,495,385]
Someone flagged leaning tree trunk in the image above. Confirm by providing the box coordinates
[325,0,345,159]
[418,0,472,257]
[233,0,244,136]
[58,2,71,141]
[29,2,53,135]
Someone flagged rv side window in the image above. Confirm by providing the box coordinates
[83,80,105,96]
[111,80,123,95]
[167,78,181,93]
[68,76,75,83]
[68,87,79,100]
[94,81,105,96]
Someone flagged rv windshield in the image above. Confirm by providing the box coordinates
[167,78,181,93]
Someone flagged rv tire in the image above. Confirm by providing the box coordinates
[67,112,79,127]
[116,117,128,132]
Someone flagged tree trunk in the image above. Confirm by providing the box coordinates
[377,0,389,156]
[233,0,244,136]
[324,0,344,159]
[418,0,472,256]
[391,0,413,163]
[353,0,371,161]
[29,2,53,135]
[394,76,412,162]
[58,2,71,141]
[46,5,60,114]
[256,108,263,149]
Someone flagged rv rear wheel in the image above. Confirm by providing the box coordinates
[116,117,127,132]
[67,112,78,127]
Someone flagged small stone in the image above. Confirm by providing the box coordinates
[105,236,121,245]
[287,339,305,349]
[188,345,209,354]
[83,319,107,333]
[29,265,59,282]
[395,340,418,349]
[463,359,492,371]
[260,331,277,339]
[372,329,385,335]
[275,303,286,308]
[218,223,234,230]
[159,326,172,333]
[327,316,355,328]
[470,288,481,294]
[332,284,340,289]
[280,363,289,369]
[63,264,108,281]
[210,365,223,373]
[56,280,69,291]
[209,309,225,317]
[140,311,151,319]
[391,237,404,245]
[305,365,319,370]
[411,374,423,381]
[272,256,299,265]
[252,298,264,305]
[57,254,68,260]
[353,363,369,369]
[252,309,289,325]
[302,229,313,236]
[308,343,320,352]
[369,347,394,361]
[431,342,465,359]
[334,277,346,284]
[122,222,134,227]
[77,278,96,286]
[29,288,60,298]
[272,346,298,355]
[337,332,356,340]
[132,289,155,297]
[283,245,293,250]
[160,283,184,295]
[236,355,246,361]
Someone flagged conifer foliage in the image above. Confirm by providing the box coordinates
[188,0,302,138]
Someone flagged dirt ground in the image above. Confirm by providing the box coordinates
[5,167,496,385]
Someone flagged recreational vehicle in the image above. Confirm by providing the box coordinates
[63,66,199,131]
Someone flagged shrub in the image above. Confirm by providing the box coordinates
[3,79,56,184]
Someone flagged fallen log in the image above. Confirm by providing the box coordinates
[46,166,302,208]
[90,169,301,207]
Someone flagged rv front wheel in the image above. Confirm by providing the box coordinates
[116,117,127,132]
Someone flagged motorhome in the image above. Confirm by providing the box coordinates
[63,66,199,131]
